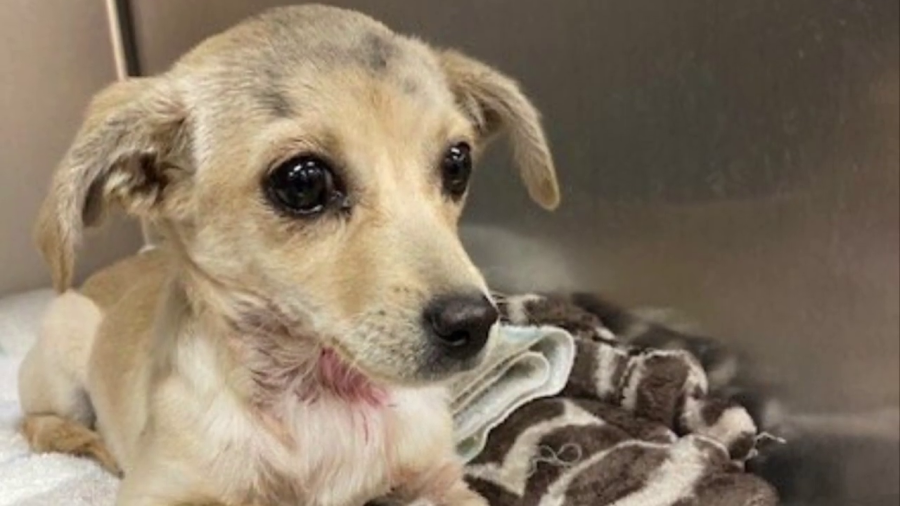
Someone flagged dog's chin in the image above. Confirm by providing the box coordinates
[377,355,487,387]
[417,350,487,383]
[330,343,487,388]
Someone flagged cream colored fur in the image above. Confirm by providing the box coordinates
[18,5,559,506]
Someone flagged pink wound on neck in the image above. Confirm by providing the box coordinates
[316,348,388,406]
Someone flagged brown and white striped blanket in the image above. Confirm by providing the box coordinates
[459,293,780,506]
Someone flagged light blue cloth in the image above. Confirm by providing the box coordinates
[450,325,576,462]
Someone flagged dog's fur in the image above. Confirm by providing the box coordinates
[18,5,559,506]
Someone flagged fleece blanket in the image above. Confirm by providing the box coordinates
[456,293,778,506]
[0,289,777,505]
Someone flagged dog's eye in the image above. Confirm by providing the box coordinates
[266,156,343,216]
[441,142,472,199]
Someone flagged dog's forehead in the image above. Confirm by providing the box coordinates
[262,35,451,120]
[178,5,450,113]
[173,5,473,179]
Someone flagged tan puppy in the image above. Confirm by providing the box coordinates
[18,5,559,506]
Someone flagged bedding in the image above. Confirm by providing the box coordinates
[454,293,778,505]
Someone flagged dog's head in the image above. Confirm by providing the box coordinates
[34,5,559,385]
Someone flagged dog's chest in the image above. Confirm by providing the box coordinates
[246,387,452,506]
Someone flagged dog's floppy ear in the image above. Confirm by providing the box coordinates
[439,50,560,210]
[35,77,189,291]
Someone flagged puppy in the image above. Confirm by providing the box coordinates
[18,5,559,506]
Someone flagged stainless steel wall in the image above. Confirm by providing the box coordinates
[60,1,900,503]
[0,0,143,296]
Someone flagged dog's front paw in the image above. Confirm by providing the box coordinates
[379,465,488,506]
[386,493,486,506]
[430,482,488,506]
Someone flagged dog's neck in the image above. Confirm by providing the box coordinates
[314,348,389,405]
[165,267,390,410]
[240,334,390,410]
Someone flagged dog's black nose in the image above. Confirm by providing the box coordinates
[425,294,498,359]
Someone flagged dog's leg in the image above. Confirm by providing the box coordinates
[115,458,236,506]
[376,485,487,506]
[18,291,103,423]
[17,293,119,473]
[380,459,488,506]
[21,414,121,476]
[428,482,488,506]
